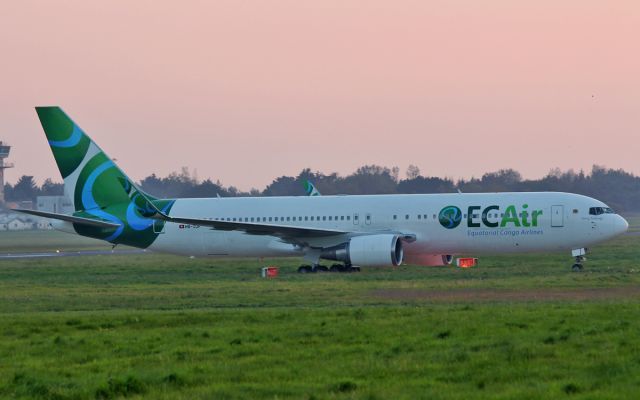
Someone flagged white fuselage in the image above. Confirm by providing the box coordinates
[149,192,628,260]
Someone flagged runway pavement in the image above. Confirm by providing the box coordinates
[0,249,147,260]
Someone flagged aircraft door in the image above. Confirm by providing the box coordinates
[153,220,165,234]
[353,213,359,225]
[551,205,564,227]
[365,213,372,225]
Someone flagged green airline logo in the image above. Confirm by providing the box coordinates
[439,204,543,229]
[438,206,462,229]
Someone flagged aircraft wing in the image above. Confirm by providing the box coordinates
[157,214,349,238]
[122,180,416,244]
[119,178,349,240]
[12,208,121,228]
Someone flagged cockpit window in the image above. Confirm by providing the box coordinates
[589,207,615,215]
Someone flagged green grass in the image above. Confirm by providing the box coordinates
[0,229,639,399]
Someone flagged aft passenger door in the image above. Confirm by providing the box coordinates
[153,220,165,234]
[551,205,564,227]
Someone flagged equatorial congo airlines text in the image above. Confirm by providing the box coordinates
[438,204,545,237]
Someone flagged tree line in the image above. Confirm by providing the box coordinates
[4,164,640,212]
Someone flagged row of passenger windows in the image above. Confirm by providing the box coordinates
[209,213,518,223]
[212,215,355,222]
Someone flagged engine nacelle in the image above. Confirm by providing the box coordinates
[403,254,453,266]
[321,234,403,267]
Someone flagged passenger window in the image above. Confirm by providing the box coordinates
[341,216,344,221]
[393,215,397,220]
[322,216,326,221]
[347,216,351,220]
[328,216,332,221]
[305,216,309,221]
[405,215,409,220]
[418,215,421,219]
[287,217,290,221]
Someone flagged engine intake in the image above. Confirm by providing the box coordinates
[321,234,403,267]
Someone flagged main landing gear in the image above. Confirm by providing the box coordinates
[297,263,361,273]
[571,248,587,272]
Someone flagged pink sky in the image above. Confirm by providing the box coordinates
[1,1,638,190]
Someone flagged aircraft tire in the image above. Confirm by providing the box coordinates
[298,265,312,274]
[315,265,329,273]
[571,263,583,272]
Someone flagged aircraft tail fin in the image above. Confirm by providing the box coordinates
[35,106,143,212]
[303,180,321,196]
[34,107,176,246]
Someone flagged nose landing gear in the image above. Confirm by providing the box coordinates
[571,248,587,272]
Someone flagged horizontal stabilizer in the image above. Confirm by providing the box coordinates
[12,209,121,229]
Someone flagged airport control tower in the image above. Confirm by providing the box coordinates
[0,141,14,204]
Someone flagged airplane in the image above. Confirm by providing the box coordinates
[15,107,629,273]
[303,180,321,196]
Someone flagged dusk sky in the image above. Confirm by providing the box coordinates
[1,1,638,190]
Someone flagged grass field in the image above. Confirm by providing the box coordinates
[0,222,639,399]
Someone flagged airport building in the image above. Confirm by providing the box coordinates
[36,195,74,215]
[0,214,39,231]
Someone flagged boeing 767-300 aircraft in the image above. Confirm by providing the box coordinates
[16,107,628,272]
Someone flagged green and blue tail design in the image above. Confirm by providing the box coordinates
[36,107,175,247]
[303,180,321,196]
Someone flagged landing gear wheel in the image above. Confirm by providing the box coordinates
[314,265,329,273]
[341,264,360,273]
[571,252,586,272]
[298,265,312,274]
[329,264,342,273]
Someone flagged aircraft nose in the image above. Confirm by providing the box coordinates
[614,215,629,235]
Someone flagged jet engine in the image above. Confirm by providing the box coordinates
[403,254,454,266]
[321,234,403,267]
